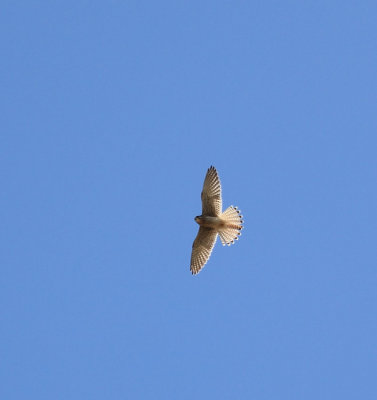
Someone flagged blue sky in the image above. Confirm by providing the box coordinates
[1,1,376,399]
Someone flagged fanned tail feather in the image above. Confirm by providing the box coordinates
[218,206,244,246]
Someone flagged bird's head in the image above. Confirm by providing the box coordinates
[194,216,202,224]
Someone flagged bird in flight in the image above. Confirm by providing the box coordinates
[190,166,243,275]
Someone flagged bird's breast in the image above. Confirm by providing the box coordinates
[197,216,225,229]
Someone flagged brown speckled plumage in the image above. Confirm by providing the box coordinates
[190,166,243,275]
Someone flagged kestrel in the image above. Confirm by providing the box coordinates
[190,166,243,275]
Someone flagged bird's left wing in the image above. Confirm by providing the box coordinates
[201,166,222,216]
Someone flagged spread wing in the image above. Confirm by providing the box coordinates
[190,227,218,275]
[201,166,222,216]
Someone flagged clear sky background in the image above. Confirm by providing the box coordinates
[1,1,376,399]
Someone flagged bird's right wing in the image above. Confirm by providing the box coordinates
[190,227,218,275]
[201,166,222,216]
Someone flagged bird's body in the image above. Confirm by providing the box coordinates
[190,166,243,275]
[195,215,225,229]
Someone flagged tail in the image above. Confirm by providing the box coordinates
[218,206,244,246]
